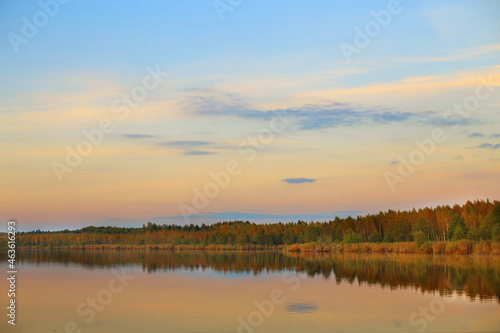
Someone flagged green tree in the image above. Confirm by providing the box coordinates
[387,220,412,242]
[479,203,500,240]
[304,225,319,242]
[449,213,468,240]
[236,233,249,244]
[331,227,343,242]
[492,224,500,242]
[368,232,382,243]
[283,229,295,244]
[413,230,428,248]
[344,230,363,244]
[258,233,273,245]
[383,228,394,243]
[451,225,467,241]
[413,218,430,238]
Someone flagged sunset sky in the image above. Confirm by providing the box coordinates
[1,0,499,230]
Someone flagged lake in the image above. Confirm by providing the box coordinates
[1,249,499,333]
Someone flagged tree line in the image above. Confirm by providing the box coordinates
[6,199,500,248]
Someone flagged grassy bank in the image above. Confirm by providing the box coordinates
[16,240,500,255]
[16,244,283,251]
[285,240,500,255]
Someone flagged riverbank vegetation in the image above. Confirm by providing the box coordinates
[3,200,500,255]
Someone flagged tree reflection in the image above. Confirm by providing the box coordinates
[8,249,500,302]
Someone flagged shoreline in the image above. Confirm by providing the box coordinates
[13,240,500,256]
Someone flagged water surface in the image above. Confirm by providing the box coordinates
[1,249,499,333]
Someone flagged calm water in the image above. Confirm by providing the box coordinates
[1,249,500,333]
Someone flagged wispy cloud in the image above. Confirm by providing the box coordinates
[282,178,316,184]
[423,117,483,127]
[490,133,500,138]
[184,150,217,156]
[455,155,464,160]
[392,44,500,64]
[158,140,211,148]
[468,132,485,138]
[389,160,398,165]
[123,134,158,139]
[182,88,440,130]
[155,140,217,156]
[470,143,500,150]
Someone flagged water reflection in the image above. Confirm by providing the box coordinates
[6,249,500,302]
[286,302,318,314]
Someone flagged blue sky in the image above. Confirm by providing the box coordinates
[0,0,499,230]
[2,1,499,81]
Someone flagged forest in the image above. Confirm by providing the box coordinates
[4,200,500,254]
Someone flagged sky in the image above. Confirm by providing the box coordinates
[0,0,499,230]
